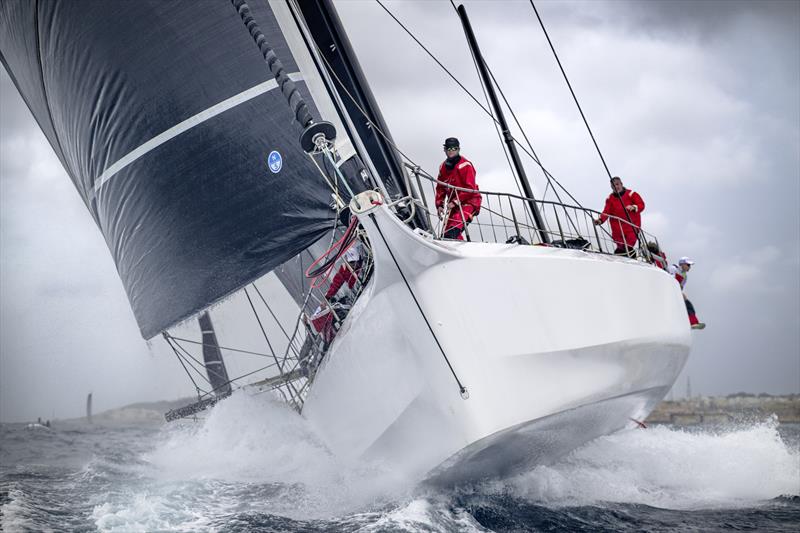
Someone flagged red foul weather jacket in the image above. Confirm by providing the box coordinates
[325,264,360,299]
[435,156,482,218]
[598,188,645,248]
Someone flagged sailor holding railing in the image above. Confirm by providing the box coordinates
[436,137,482,240]
[593,176,645,256]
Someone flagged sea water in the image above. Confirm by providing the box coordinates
[1,392,798,532]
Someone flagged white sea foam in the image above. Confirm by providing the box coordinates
[1,488,39,533]
[91,494,208,533]
[90,396,799,530]
[142,391,413,519]
[352,497,490,532]
[147,391,336,484]
[502,417,800,509]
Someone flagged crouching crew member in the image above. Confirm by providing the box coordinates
[594,176,645,256]
[435,137,481,240]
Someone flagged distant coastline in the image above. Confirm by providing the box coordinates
[51,397,196,427]
[8,393,799,427]
[648,393,800,425]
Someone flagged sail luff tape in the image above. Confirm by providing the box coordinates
[91,74,303,198]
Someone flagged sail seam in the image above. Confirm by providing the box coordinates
[31,0,71,187]
[91,72,304,198]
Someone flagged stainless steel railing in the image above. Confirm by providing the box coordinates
[403,163,661,263]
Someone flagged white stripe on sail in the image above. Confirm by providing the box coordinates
[92,73,304,197]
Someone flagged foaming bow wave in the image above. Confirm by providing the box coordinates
[141,391,413,519]
[147,392,336,484]
[492,417,800,510]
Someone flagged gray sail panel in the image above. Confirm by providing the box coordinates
[197,312,232,397]
[0,0,339,338]
[0,0,73,196]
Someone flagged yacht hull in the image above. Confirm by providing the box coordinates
[302,197,691,482]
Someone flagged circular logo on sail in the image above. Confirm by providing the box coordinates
[268,151,283,173]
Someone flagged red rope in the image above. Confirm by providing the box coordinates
[305,216,359,289]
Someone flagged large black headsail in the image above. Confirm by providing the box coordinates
[0,0,337,338]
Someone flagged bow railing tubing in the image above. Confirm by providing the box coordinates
[405,164,659,263]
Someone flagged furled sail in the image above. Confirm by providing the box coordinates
[0,0,356,338]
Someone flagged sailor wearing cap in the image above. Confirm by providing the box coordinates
[435,137,482,240]
[669,256,706,330]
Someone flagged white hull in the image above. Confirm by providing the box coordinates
[302,195,691,482]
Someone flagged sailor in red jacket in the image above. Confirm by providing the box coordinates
[435,137,481,240]
[325,243,364,300]
[593,176,645,256]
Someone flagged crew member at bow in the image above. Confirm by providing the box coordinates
[594,176,645,256]
[435,137,481,240]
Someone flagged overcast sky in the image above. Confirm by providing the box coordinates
[1,0,798,423]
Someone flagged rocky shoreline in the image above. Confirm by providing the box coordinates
[648,394,800,425]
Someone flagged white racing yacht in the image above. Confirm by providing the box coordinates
[0,0,691,483]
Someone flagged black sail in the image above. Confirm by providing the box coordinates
[0,0,339,338]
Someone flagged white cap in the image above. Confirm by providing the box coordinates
[343,243,362,263]
[678,256,695,265]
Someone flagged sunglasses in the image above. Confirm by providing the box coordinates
[445,147,459,152]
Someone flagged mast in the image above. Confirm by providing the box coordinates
[86,392,92,424]
[456,4,549,243]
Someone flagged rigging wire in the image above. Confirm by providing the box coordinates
[529,0,646,252]
[165,336,275,358]
[528,0,612,181]
[163,333,209,396]
[449,0,584,216]
[244,287,281,369]
[169,337,216,386]
[244,287,304,403]
[166,330,286,400]
[315,47,623,245]
[251,283,293,343]
[373,0,579,208]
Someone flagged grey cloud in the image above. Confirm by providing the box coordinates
[0,70,39,137]
[612,0,800,38]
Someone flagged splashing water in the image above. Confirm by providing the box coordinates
[2,392,798,532]
[146,392,415,519]
[497,416,799,510]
